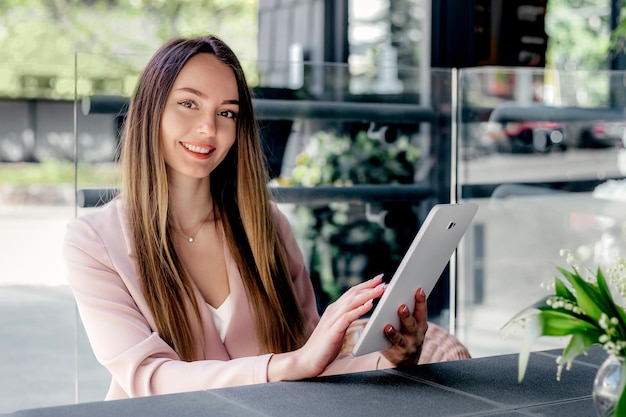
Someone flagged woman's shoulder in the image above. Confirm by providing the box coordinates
[64,197,132,260]
[269,201,292,233]
[70,198,126,228]
[269,201,302,249]
[65,198,129,245]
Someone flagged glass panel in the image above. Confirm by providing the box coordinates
[73,51,149,404]
[251,59,451,319]
[0,63,77,412]
[456,66,626,358]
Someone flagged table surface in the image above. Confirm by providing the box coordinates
[4,346,606,417]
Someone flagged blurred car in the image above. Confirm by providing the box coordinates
[578,121,626,149]
[482,121,567,154]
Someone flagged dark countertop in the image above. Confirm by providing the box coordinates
[4,346,607,417]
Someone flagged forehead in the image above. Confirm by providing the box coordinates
[172,53,238,97]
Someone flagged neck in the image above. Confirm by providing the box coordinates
[168,176,214,232]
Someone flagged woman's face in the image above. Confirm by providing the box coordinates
[160,53,239,181]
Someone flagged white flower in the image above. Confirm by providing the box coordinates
[599,313,610,330]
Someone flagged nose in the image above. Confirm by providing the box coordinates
[197,114,216,137]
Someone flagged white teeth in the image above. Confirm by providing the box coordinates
[182,143,211,154]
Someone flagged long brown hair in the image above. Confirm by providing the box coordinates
[118,35,306,361]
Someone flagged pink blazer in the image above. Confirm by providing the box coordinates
[63,199,380,400]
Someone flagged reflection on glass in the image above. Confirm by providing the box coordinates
[456,67,626,359]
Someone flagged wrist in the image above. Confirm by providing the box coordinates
[267,350,312,382]
[377,354,394,370]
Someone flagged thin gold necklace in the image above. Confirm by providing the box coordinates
[173,222,206,243]
[171,210,213,243]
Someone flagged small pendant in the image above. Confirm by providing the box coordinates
[188,237,194,243]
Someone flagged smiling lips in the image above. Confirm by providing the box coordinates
[181,142,214,159]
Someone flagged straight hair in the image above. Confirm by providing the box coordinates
[118,35,306,361]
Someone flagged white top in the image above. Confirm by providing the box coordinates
[207,294,233,342]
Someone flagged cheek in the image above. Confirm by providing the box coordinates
[158,124,171,157]
[159,115,188,155]
[160,111,177,139]
[159,113,169,141]
[218,120,237,145]
[159,115,179,163]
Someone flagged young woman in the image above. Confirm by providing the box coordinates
[63,34,427,400]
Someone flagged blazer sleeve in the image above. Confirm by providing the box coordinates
[271,204,382,374]
[63,215,274,399]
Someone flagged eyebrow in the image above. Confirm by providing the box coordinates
[174,87,239,105]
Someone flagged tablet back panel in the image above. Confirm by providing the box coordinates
[352,203,478,356]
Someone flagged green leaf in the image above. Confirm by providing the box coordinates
[518,315,542,382]
[590,268,623,315]
[596,268,626,341]
[561,332,598,369]
[516,310,602,383]
[554,276,575,301]
[557,267,605,321]
[537,310,601,337]
[502,295,554,328]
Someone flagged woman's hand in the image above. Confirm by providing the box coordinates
[379,287,428,367]
[268,274,385,382]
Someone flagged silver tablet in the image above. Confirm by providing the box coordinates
[352,203,478,356]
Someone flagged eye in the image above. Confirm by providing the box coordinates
[219,110,238,119]
[178,100,197,109]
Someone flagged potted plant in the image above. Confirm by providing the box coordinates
[505,251,626,416]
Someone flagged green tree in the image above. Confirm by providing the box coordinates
[546,0,613,70]
[0,0,258,98]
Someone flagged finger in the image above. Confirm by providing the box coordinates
[328,298,374,325]
[348,273,384,291]
[384,324,405,347]
[323,282,384,327]
[413,287,428,335]
[331,275,383,312]
[369,273,384,285]
[397,304,418,334]
[321,274,386,332]
[335,276,385,309]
